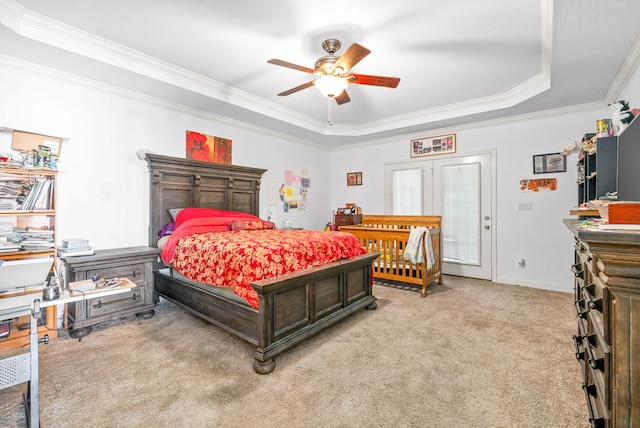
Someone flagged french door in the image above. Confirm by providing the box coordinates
[384,152,495,280]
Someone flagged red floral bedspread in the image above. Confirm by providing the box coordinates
[169,229,366,309]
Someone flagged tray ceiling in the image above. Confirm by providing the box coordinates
[1,0,639,147]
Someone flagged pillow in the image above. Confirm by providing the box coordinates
[174,207,260,227]
[157,235,170,251]
[158,221,175,237]
[169,208,185,221]
[228,219,276,231]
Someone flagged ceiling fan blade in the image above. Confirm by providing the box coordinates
[335,90,350,105]
[348,73,400,88]
[332,43,371,73]
[267,59,314,74]
[277,80,316,96]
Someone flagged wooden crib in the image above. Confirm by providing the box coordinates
[339,215,443,297]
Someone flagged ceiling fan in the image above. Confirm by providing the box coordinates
[267,39,400,105]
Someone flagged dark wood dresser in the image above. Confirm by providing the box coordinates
[564,219,640,427]
[61,246,159,339]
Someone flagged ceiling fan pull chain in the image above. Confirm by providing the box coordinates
[328,98,333,126]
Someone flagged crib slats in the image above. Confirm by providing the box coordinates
[339,215,443,297]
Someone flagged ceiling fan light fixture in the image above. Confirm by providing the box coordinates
[314,75,348,98]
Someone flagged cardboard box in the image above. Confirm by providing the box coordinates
[11,130,62,156]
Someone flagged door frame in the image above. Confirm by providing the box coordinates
[384,150,497,282]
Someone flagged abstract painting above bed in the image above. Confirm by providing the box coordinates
[160,208,367,308]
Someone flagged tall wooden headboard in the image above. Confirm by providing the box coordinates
[144,153,266,247]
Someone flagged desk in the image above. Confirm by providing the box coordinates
[0,286,133,428]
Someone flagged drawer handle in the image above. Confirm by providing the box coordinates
[588,298,602,312]
[582,382,597,397]
[571,263,584,277]
[581,283,596,295]
[583,337,605,373]
[589,356,604,371]
[92,293,140,309]
[574,299,588,318]
[572,335,585,360]
[581,384,604,428]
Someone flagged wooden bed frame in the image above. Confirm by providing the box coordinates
[145,154,378,374]
[339,215,443,297]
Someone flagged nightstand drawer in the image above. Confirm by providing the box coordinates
[87,289,146,317]
[86,263,147,287]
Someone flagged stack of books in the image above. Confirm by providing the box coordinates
[57,237,94,257]
[0,176,23,211]
[18,228,55,251]
[19,177,53,210]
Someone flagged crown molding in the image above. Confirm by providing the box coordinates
[1,0,556,139]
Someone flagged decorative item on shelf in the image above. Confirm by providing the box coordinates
[596,118,614,138]
[608,99,638,135]
[32,145,57,170]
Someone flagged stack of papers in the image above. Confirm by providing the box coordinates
[57,237,94,256]
[68,277,135,296]
[597,224,640,230]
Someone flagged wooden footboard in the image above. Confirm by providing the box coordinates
[339,215,443,297]
[154,252,379,374]
[250,252,378,373]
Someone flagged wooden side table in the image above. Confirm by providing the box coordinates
[60,246,159,339]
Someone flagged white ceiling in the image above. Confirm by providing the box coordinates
[1,0,640,148]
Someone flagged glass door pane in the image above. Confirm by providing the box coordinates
[392,168,422,215]
[441,163,480,265]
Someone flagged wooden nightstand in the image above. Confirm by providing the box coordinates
[60,246,159,339]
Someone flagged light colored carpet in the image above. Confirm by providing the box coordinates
[1,276,589,427]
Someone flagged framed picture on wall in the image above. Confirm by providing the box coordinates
[533,152,566,174]
[347,172,362,186]
[410,134,456,157]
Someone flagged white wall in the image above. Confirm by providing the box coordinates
[0,60,332,251]
[330,107,616,293]
[2,56,638,295]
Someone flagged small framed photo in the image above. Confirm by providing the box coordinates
[533,153,566,174]
[347,172,362,186]
[410,134,456,157]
